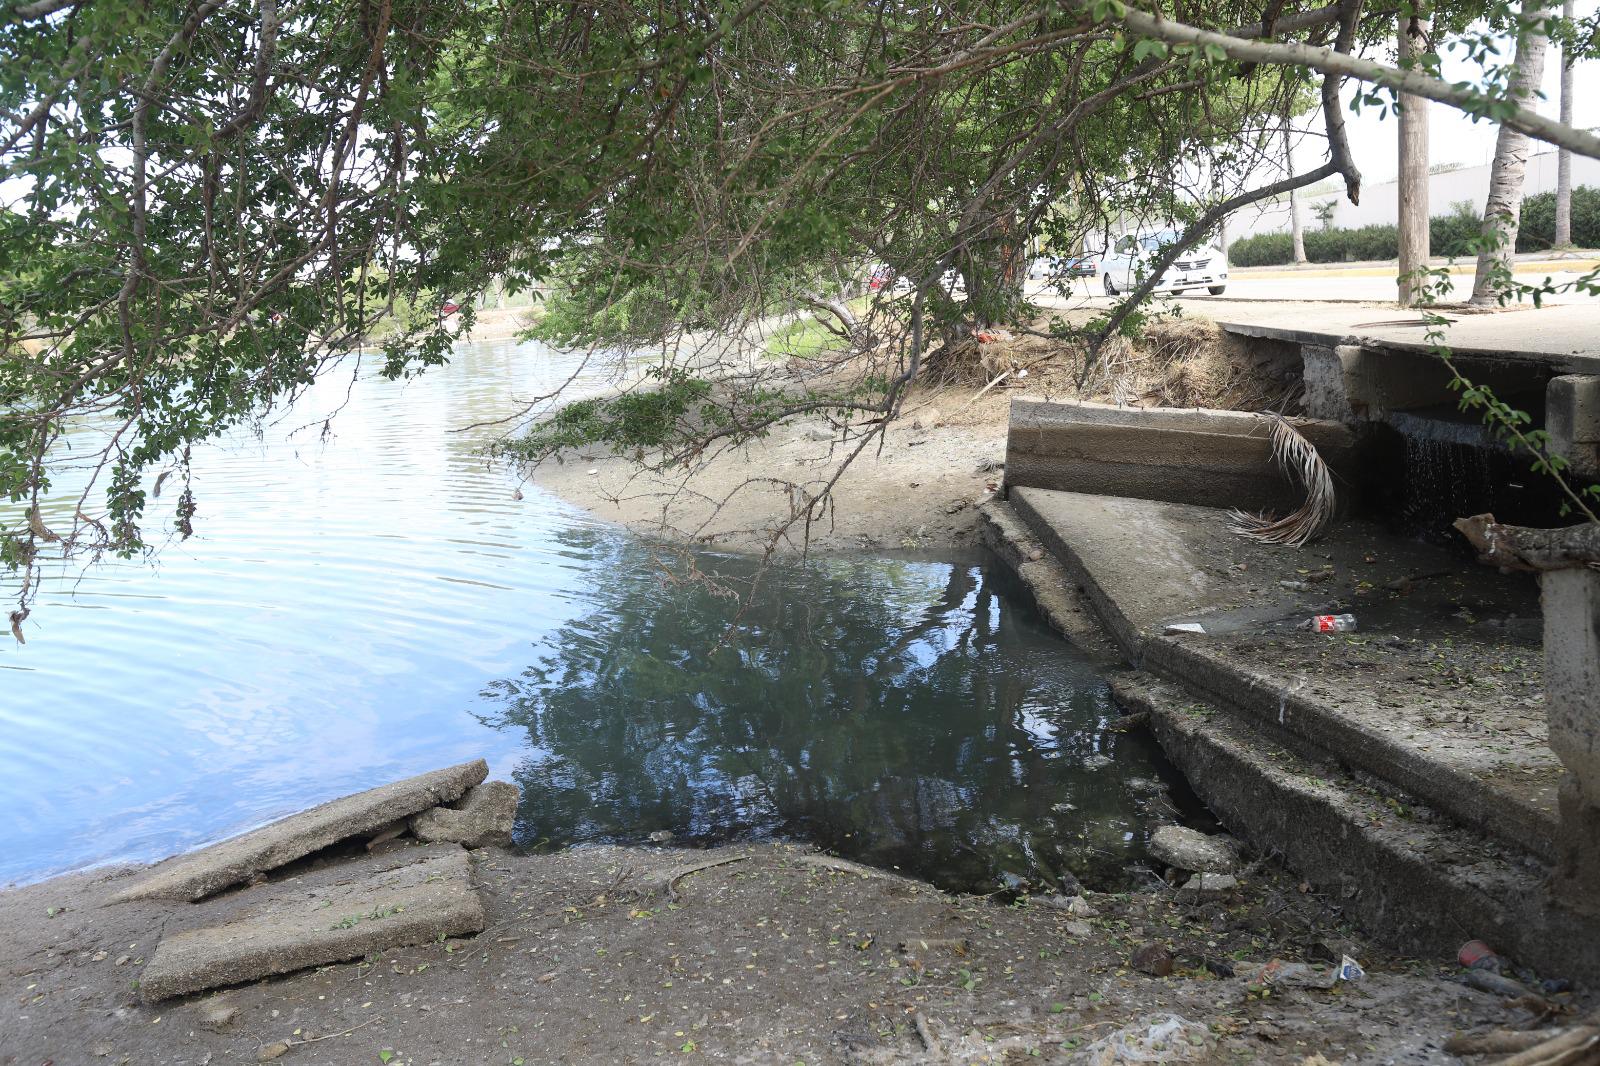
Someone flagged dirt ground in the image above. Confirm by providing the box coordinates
[3,841,1583,1065]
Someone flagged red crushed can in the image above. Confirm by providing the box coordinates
[1458,940,1502,972]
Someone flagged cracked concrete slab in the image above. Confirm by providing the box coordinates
[110,760,488,903]
[138,842,484,1002]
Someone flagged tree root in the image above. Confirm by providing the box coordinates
[650,854,748,904]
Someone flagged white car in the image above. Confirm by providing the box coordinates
[1100,230,1228,297]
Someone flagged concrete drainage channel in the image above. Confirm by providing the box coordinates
[981,338,1600,985]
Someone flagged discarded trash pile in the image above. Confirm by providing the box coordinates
[108,760,517,1002]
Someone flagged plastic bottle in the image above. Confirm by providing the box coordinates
[1300,613,1357,633]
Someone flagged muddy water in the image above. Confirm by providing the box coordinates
[2,339,1195,893]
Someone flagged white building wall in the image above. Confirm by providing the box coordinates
[1223,147,1600,245]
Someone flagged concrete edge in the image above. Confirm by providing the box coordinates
[1145,637,1560,865]
[1213,319,1600,374]
[976,499,1121,663]
[1003,487,1143,658]
[1112,673,1600,986]
[1005,484,1556,865]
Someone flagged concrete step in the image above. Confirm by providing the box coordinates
[1112,672,1600,984]
[999,487,1561,863]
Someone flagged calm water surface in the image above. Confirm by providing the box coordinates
[2,339,1194,892]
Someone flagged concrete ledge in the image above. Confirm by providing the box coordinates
[1004,399,1363,514]
[1005,487,1193,655]
[1116,674,1600,985]
[1003,486,1560,864]
[1144,636,1559,864]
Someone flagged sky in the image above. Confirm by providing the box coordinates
[1294,0,1600,184]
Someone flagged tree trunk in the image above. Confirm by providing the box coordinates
[1470,0,1553,305]
[1397,13,1431,306]
[1284,110,1307,264]
[1554,0,1575,248]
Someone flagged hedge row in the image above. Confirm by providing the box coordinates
[1227,186,1600,267]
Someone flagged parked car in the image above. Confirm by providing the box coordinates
[1028,254,1098,281]
[1056,253,1099,279]
[1099,230,1227,296]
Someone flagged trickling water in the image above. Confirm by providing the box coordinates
[1401,434,1497,539]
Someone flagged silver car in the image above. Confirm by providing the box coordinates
[1100,230,1228,297]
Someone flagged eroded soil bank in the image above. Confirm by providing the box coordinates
[1,842,1573,1064]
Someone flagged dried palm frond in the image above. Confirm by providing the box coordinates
[1228,414,1336,548]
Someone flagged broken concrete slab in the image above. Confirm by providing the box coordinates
[410,780,519,848]
[138,843,484,1002]
[111,760,488,903]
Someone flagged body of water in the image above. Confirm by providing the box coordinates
[2,339,1194,893]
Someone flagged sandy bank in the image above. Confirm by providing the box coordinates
[528,393,1013,555]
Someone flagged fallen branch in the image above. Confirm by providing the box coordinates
[1496,1023,1600,1066]
[1446,1030,1555,1055]
[796,853,890,879]
[1454,514,1600,572]
[292,1017,380,1046]
[1448,1015,1600,1064]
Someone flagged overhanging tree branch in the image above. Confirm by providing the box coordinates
[1113,4,1600,160]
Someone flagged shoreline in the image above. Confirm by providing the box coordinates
[526,391,1015,556]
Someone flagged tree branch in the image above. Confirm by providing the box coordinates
[1114,4,1600,160]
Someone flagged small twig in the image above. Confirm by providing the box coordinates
[960,369,1012,410]
[291,1017,379,1046]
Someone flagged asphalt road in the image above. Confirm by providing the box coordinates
[1032,262,1600,306]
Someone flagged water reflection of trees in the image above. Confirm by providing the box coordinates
[478,536,1184,892]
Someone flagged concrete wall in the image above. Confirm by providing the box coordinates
[1004,399,1364,514]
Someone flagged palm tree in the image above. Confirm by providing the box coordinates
[1554,0,1575,248]
[1284,105,1308,264]
[1470,0,1555,305]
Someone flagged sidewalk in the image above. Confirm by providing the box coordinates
[1235,250,1600,280]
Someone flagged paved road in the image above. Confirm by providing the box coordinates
[1032,271,1600,364]
[1032,262,1600,306]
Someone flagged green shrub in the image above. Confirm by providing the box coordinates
[1227,232,1293,267]
[1227,186,1600,266]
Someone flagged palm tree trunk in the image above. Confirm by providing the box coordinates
[1284,111,1307,264]
[1554,0,1575,248]
[1470,0,1553,305]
